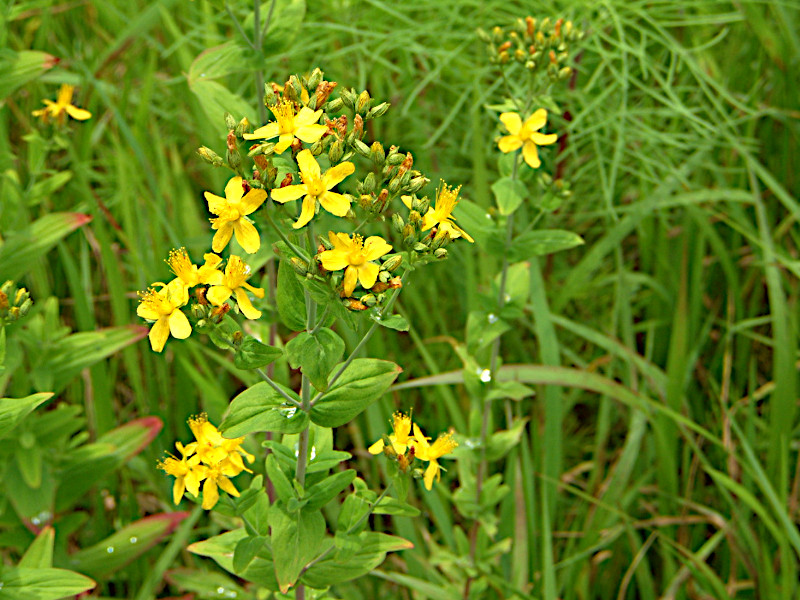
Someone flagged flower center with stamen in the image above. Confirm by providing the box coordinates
[168,248,194,282]
[348,235,366,266]
[226,256,250,287]
[271,101,296,134]
[306,177,326,198]
[139,287,173,316]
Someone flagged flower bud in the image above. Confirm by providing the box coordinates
[17,298,32,318]
[308,68,324,90]
[340,88,356,110]
[197,146,224,167]
[391,213,405,233]
[224,112,236,131]
[191,304,206,319]
[413,242,428,253]
[362,172,376,194]
[403,234,417,249]
[1,281,13,296]
[434,248,448,259]
[388,176,402,195]
[408,210,422,229]
[367,102,390,119]
[370,141,385,164]
[411,197,429,214]
[382,255,403,272]
[353,139,371,157]
[558,66,572,80]
[234,117,250,138]
[14,288,29,305]
[406,175,428,193]
[361,294,377,307]
[344,298,368,311]
[355,90,371,114]
[291,257,309,275]
[310,139,325,156]
[328,139,344,163]
[352,113,364,139]
[431,229,451,249]
[476,28,491,43]
[326,97,344,113]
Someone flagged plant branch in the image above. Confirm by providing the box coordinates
[256,368,302,408]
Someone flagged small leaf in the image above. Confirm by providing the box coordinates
[220,382,306,436]
[486,418,529,461]
[491,177,528,216]
[310,359,401,427]
[304,469,356,511]
[285,328,345,391]
[265,455,295,503]
[277,259,307,331]
[234,337,283,370]
[0,566,95,599]
[270,504,325,593]
[0,392,52,441]
[19,526,54,568]
[371,313,409,331]
[509,229,584,261]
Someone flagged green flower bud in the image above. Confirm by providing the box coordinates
[197,146,224,167]
[291,257,309,275]
[340,88,356,109]
[558,66,572,80]
[308,68,324,90]
[224,112,236,130]
[326,97,344,113]
[362,172,376,194]
[18,298,32,318]
[408,210,422,229]
[382,255,403,272]
[353,139,371,157]
[434,248,448,259]
[392,213,405,233]
[388,176,402,195]
[356,90,371,114]
[367,102,390,119]
[370,141,385,164]
[387,151,405,166]
[413,242,428,252]
[406,176,428,193]
[191,304,206,319]
[361,294,377,307]
[234,117,250,138]
[328,139,344,163]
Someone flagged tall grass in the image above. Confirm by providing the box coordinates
[1,0,798,597]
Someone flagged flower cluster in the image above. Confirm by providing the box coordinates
[497,108,558,169]
[0,281,33,324]
[137,249,263,352]
[369,412,458,491]
[158,414,254,510]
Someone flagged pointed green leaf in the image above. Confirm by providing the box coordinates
[19,526,54,568]
[509,229,584,261]
[220,382,306,436]
[491,177,528,215]
[0,566,95,599]
[234,337,283,370]
[285,328,345,391]
[277,259,307,331]
[270,505,325,593]
[0,392,52,441]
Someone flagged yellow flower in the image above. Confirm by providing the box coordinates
[199,461,241,510]
[369,412,413,455]
[243,99,327,154]
[403,182,473,243]
[158,441,204,505]
[32,84,92,124]
[205,177,268,254]
[187,413,254,472]
[318,231,392,297]
[206,255,265,319]
[136,279,191,353]
[498,108,558,169]
[271,149,354,229]
[167,248,224,291]
[412,424,458,491]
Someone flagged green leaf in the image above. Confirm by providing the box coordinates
[187,41,250,82]
[265,454,295,503]
[466,310,510,354]
[373,496,421,517]
[336,493,372,536]
[285,328,345,391]
[19,526,54,568]
[29,172,73,204]
[509,229,584,261]
[247,0,307,56]
[304,469,356,511]
[0,326,5,376]
[494,261,530,308]
[187,529,280,591]
[486,418,529,461]
[233,535,267,574]
[0,392,52,441]
[163,568,247,600]
[189,79,255,136]
[0,49,57,99]
[277,259,307,331]
[486,380,535,402]
[310,359,402,427]
[371,313,409,331]
[67,512,188,578]
[0,566,95,599]
[0,213,91,282]
[220,382,306,436]
[270,504,325,593]
[491,177,528,216]
[234,337,284,370]
[452,199,498,245]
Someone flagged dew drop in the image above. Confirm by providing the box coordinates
[129,536,138,544]
[280,406,297,418]
[487,313,498,324]
[479,369,492,383]
[106,546,115,553]
[216,587,225,595]
[504,294,511,303]
[310,446,317,460]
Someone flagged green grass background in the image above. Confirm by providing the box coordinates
[1,0,799,598]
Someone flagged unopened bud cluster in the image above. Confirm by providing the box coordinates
[478,16,583,80]
[0,281,33,324]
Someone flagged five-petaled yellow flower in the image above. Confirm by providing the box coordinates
[368,412,413,455]
[318,231,392,297]
[167,248,224,292]
[159,414,253,510]
[243,99,327,154]
[271,149,354,229]
[498,108,558,169]
[32,84,92,124]
[403,182,473,243]
[412,425,458,491]
[205,177,268,254]
[207,255,265,320]
[137,279,191,353]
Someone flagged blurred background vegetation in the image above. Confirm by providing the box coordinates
[1,0,798,598]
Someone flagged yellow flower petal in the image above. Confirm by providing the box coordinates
[243,122,280,141]
[204,192,228,215]
[224,177,244,203]
[207,285,233,306]
[233,219,261,254]
[296,149,321,181]
[343,266,358,296]
[498,135,523,154]
[322,161,355,189]
[423,461,439,491]
[524,108,548,132]
[529,132,558,146]
[274,133,294,154]
[202,478,219,510]
[368,439,385,455]
[363,236,392,261]
[357,262,379,291]
[211,222,234,253]
[168,309,192,340]
[295,123,328,144]
[319,248,350,272]
[271,184,308,203]
[294,106,323,127]
[522,141,541,169]
[234,287,262,320]
[292,195,317,229]
[318,191,350,217]
[148,317,170,353]
[65,105,91,120]
[240,188,268,215]
[172,478,186,505]
[499,112,522,135]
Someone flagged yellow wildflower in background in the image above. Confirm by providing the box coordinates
[32,84,92,124]
[137,279,191,352]
[369,412,413,455]
[159,414,252,509]
[404,182,473,243]
[167,248,224,292]
[206,255,265,319]
[318,231,392,296]
[243,99,327,154]
[205,177,267,254]
[271,149,354,229]
[412,424,458,490]
[498,108,558,169]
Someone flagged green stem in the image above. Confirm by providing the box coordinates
[256,368,302,408]
[264,205,310,261]
[224,2,253,49]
